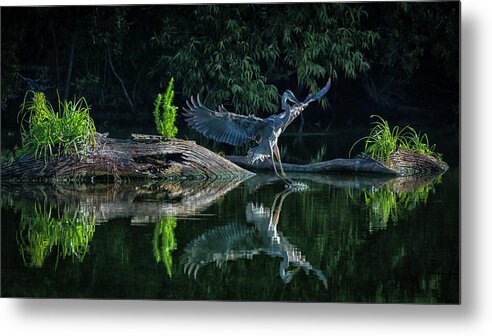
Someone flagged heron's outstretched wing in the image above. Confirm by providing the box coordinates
[183,95,265,146]
[181,223,259,278]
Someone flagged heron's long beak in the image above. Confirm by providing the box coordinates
[302,77,332,105]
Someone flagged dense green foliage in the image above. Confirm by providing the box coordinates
[151,4,378,115]
[350,115,442,164]
[1,3,458,123]
[153,78,178,138]
[19,91,96,160]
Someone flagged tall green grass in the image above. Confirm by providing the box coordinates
[402,127,443,160]
[349,115,442,164]
[153,77,178,138]
[19,91,96,161]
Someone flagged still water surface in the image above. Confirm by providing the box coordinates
[1,168,459,303]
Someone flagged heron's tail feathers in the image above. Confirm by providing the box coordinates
[246,148,270,164]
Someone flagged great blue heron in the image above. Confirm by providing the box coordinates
[183,79,332,185]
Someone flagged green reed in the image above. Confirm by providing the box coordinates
[153,77,178,138]
[18,91,96,161]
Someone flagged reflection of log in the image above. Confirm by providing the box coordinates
[243,173,396,191]
[227,149,448,177]
[2,178,248,224]
[1,133,253,182]
[243,171,443,193]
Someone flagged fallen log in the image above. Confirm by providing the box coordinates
[1,133,253,182]
[227,155,398,175]
[388,148,449,176]
[1,133,448,182]
[226,148,448,177]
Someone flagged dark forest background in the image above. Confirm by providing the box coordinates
[1,2,459,135]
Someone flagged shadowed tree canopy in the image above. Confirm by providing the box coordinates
[1,3,458,125]
[150,4,378,115]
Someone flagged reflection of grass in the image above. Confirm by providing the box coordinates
[364,179,440,232]
[153,217,177,278]
[17,202,95,268]
[365,188,398,232]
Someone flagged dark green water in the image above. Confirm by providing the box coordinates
[1,168,459,303]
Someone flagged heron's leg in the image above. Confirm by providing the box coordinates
[270,146,286,182]
[274,145,293,184]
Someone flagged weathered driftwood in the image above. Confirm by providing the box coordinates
[1,133,253,182]
[227,148,448,177]
[388,148,449,176]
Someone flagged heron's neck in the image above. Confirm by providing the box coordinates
[279,106,292,124]
[281,105,304,129]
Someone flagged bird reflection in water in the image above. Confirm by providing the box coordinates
[182,188,327,288]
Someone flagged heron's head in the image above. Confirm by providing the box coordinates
[284,90,300,105]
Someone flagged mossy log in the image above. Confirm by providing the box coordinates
[226,148,448,177]
[1,133,253,182]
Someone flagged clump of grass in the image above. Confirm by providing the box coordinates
[18,91,96,161]
[402,127,443,161]
[310,145,327,163]
[154,77,178,138]
[153,217,177,278]
[349,115,442,164]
